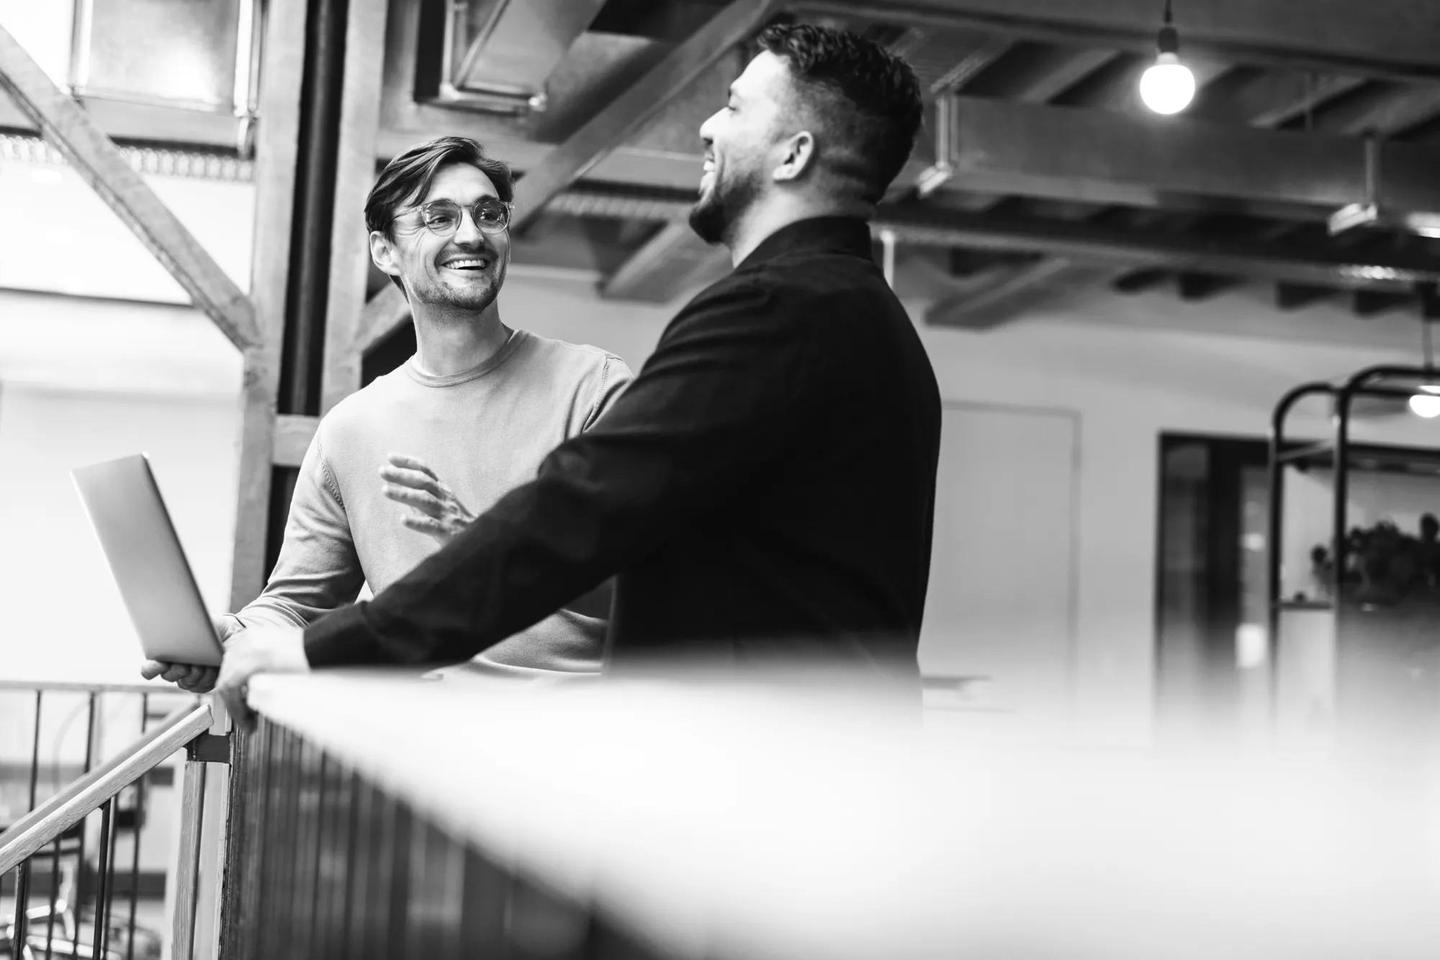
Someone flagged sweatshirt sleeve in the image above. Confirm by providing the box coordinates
[304,278,815,667]
[235,428,365,630]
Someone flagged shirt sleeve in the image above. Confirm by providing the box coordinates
[234,428,366,630]
[304,278,815,667]
[581,353,634,430]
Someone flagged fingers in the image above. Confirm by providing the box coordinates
[215,656,255,731]
[381,482,440,515]
[402,514,446,535]
[380,464,442,497]
[160,663,204,684]
[177,668,219,693]
[386,453,438,479]
[140,660,169,680]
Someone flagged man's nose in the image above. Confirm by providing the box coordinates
[698,113,719,143]
[453,208,484,245]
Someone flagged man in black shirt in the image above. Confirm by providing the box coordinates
[214,22,940,708]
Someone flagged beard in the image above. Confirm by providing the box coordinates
[689,164,761,246]
[411,257,506,313]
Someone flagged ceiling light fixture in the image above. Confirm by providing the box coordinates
[1139,0,1196,115]
[1329,136,1440,238]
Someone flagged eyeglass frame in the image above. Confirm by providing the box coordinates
[391,197,515,237]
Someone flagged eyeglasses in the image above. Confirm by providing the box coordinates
[397,197,513,237]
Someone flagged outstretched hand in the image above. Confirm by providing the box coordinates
[380,453,476,542]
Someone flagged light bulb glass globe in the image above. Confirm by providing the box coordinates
[1139,52,1196,115]
[1410,384,1440,418]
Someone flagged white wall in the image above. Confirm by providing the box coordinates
[498,271,1440,738]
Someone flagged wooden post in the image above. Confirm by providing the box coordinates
[230,0,310,609]
[319,0,393,414]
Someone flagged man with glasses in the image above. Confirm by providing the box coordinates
[145,136,631,686]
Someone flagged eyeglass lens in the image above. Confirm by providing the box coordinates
[419,199,510,235]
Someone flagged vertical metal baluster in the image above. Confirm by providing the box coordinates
[13,861,32,957]
[26,690,42,809]
[126,693,149,960]
[17,690,41,958]
[93,799,116,960]
[74,691,97,952]
[46,833,61,955]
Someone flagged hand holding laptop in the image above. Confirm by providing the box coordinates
[140,659,219,692]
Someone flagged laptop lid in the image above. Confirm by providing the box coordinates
[72,453,224,667]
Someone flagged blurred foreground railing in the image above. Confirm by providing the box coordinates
[219,672,1440,960]
[0,683,216,960]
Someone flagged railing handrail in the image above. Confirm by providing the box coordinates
[0,679,168,695]
[0,700,213,874]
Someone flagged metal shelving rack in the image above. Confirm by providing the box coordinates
[1266,364,1440,725]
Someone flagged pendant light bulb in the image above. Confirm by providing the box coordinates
[1140,7,1195,115]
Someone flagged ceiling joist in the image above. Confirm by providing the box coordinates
[0,24,259,350]
[798,0,1440,81]
[601,221,729,303]
[511,0,777,231]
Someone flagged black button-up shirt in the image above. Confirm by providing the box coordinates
[306,216,941,680]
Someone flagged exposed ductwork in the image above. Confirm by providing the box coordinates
[439,0,610,114]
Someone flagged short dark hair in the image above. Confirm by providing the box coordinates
[364,136,515,238]
[756,22,922,204]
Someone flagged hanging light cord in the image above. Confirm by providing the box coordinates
[1163,0,1174,25]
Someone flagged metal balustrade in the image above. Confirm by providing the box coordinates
[0,683,216,960]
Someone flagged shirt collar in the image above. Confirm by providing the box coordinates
[737,216,874,269]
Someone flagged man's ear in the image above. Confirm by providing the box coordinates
[370,230,402,278]
[772,131,816,183]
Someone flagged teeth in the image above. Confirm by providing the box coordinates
[443,258,488,269]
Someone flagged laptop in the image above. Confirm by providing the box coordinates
[72,453,225,667]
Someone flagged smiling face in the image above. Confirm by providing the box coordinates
[370,162,510,313]
[690,51,792,245]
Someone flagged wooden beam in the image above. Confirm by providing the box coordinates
[355,284,412,354]
[797,0,1440,81]
[601,221,730,302]
[319,0,390,414]
[1313,81,1440,138]
[0,25,259,351]
[273,415,321,469]
[1192,71,1367,128]
[511,0,778,232]
[229,0,309,609]
[1353,289,1413,316]
[1275,283,1335,311]
[925,259,1109,328]
[961,45,1116,102]
[943,96,1440,214]
[1177,272,1240,301]
[1112,268,1169,294]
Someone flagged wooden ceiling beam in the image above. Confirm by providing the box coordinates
[1353,290,1414,316]
[1177,271,1241,301]
[796,0,1440,81]
[0,25,258,350]
[510,0,777,232]
[1275,283,1335,311]
[600,221,729,302]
